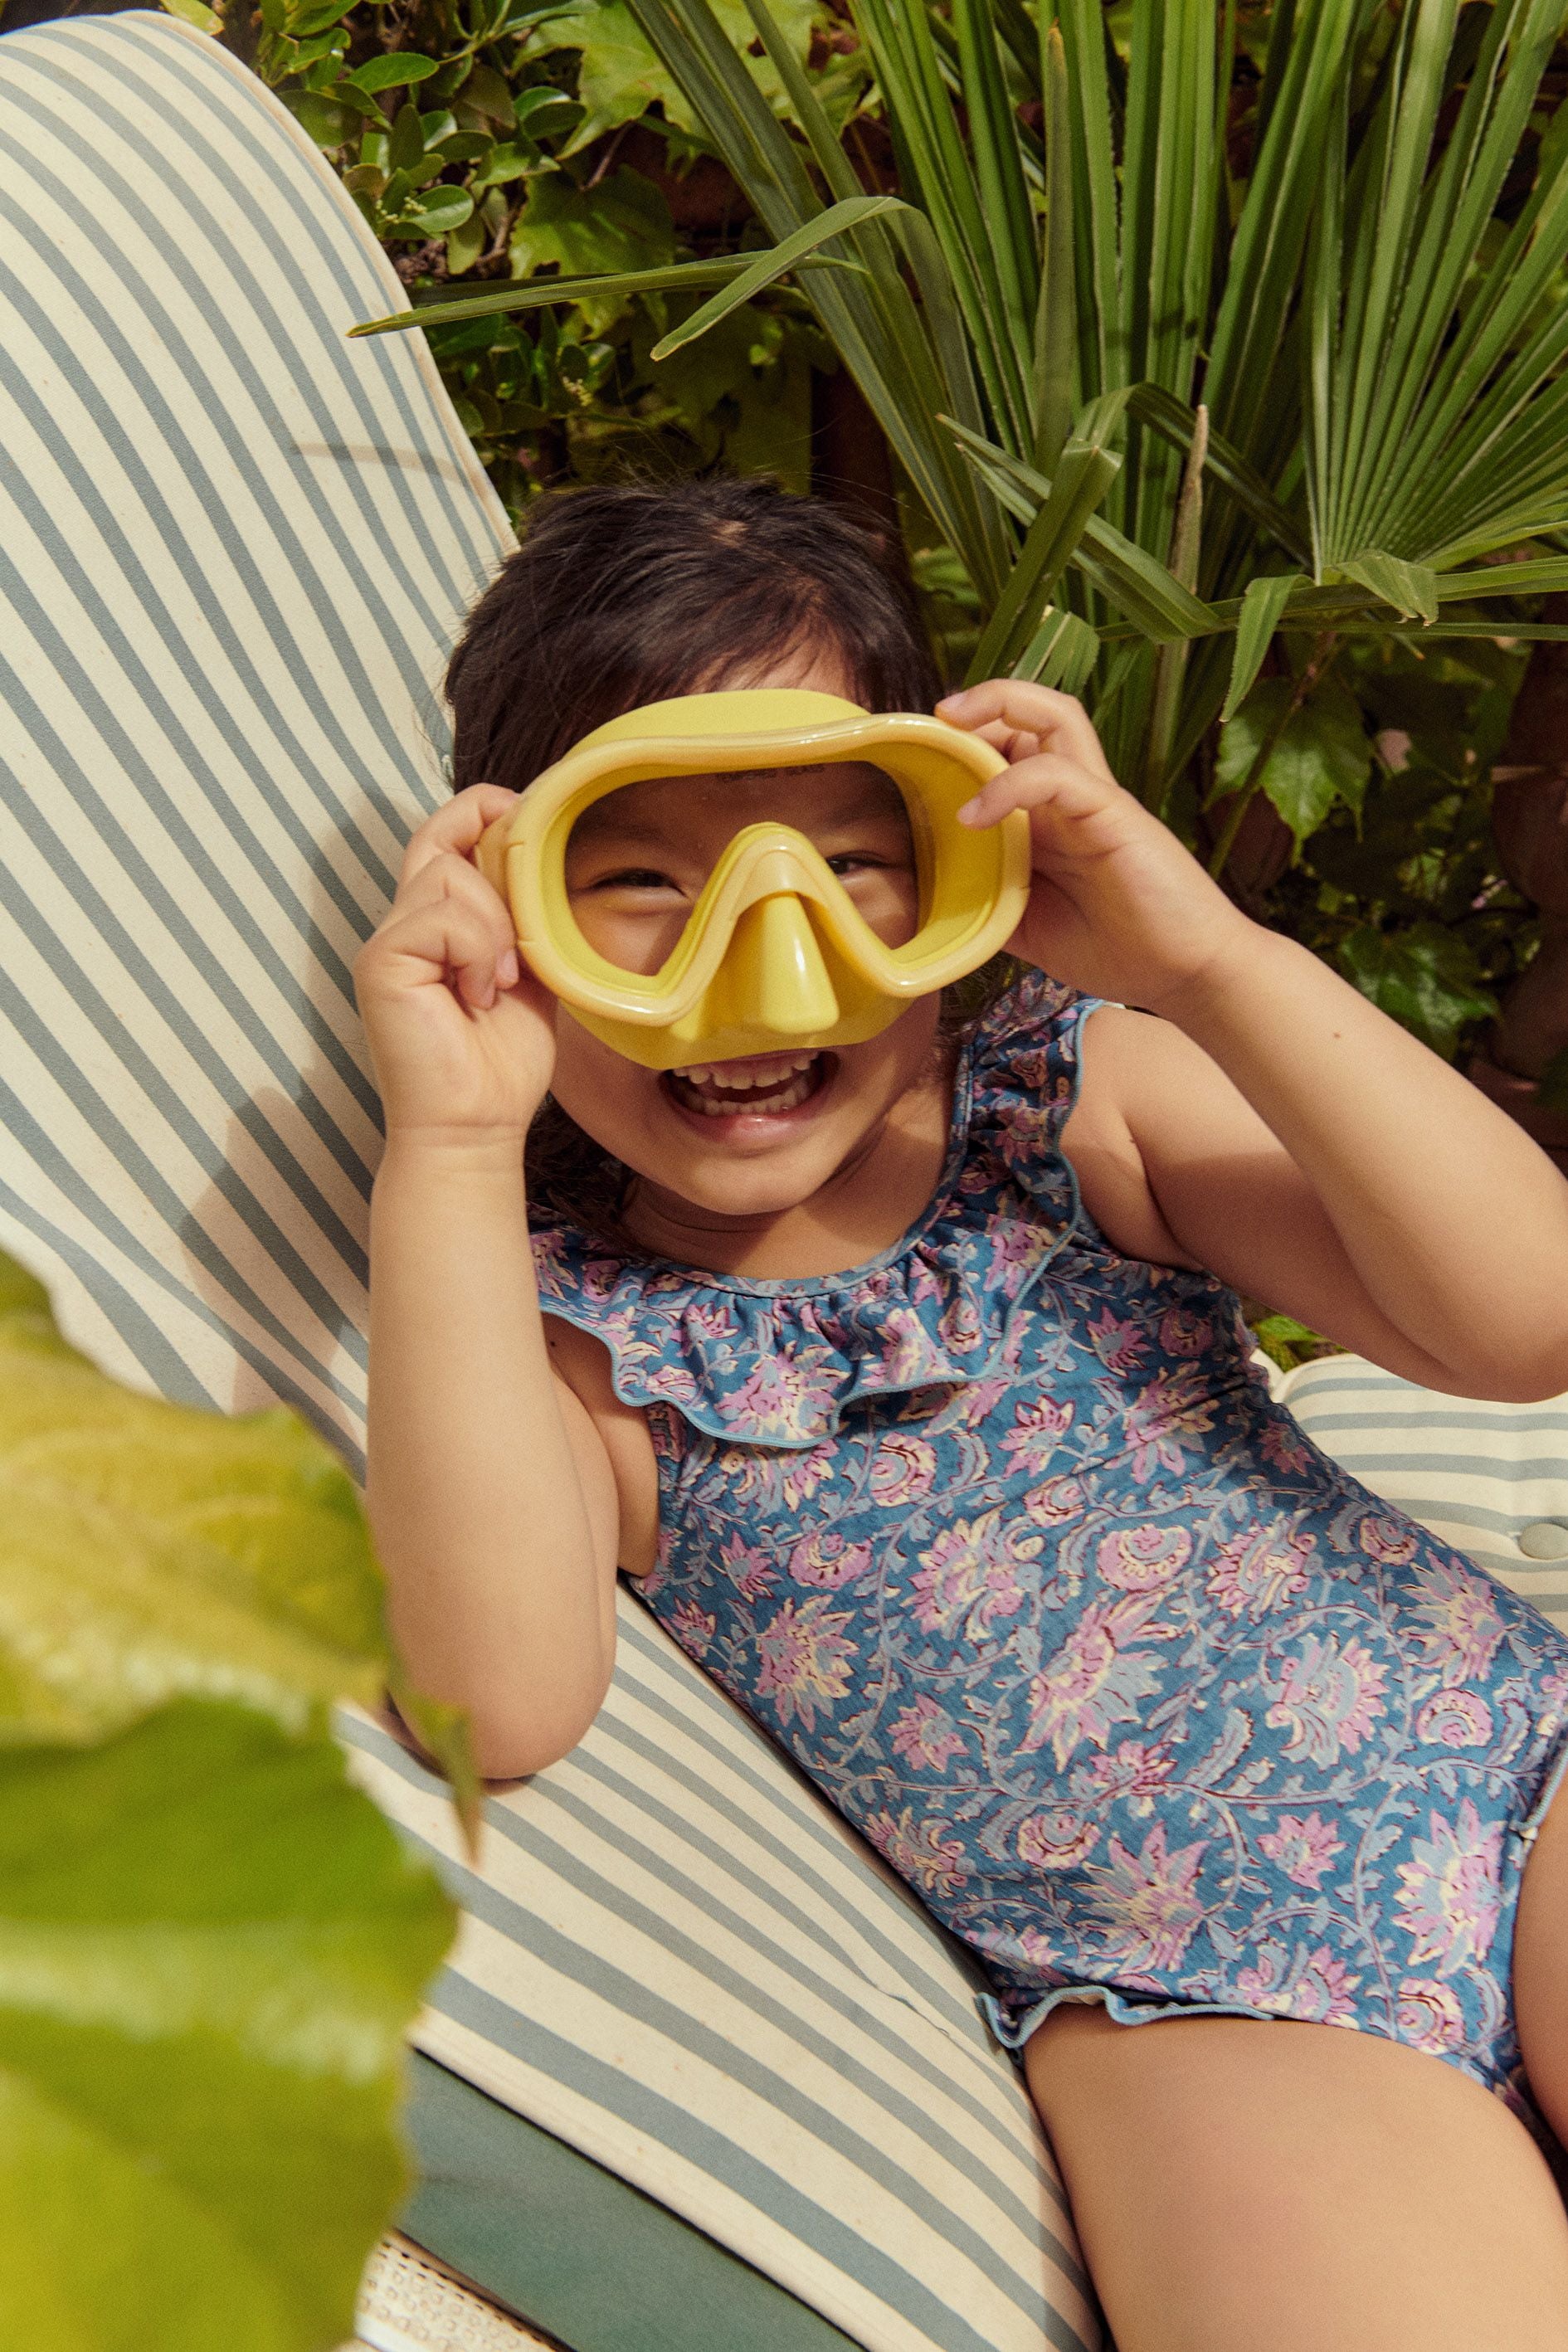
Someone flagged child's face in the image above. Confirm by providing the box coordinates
[543,650,948,1226]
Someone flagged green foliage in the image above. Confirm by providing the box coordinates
[0,1705,451,2352]
[206,0,1563,1064]
[1272,636,1537,1059]
[433,0,1562,1063]
[0,1256,456,2350]
[1213,676,1371,852]
[234,0,840,505]
[0,1269,385,1743]
[528,0,818,149]
[1335,921,1502,1060]
[1249,1310,1339,1372]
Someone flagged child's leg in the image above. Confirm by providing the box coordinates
[1023,2007,1568,2352]
[1512,1775,1568,2150]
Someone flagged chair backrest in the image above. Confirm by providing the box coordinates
[0,22,1100,2352]
[0,5,509,1446]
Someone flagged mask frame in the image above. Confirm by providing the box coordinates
[473,689,1031,1069]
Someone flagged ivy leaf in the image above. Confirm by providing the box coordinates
[284,90,358,150]
[1336,923,1500,1059]
[348,51,441,92]
[509,166,674,329]
[397,187,476,238]
[1214,679,1372,850]
[0,1258,387,1746]
[532,0,816,152]
[158,0,219,30]
[529,0,672,147]
[0,1701,454,2352]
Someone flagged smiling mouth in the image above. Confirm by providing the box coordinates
[665,1051,829,1118]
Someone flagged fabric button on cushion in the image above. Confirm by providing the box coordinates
[1520,1522,1568,1561]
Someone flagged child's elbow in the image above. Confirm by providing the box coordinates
[1454,1342,1568,1405]
[470,1682,613,1784]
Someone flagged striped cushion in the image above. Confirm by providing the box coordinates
[1271,1357,1568,1628]
[0,18,1096,2352]
[5,22,1566,2352]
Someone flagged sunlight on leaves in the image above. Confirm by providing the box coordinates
[0,1264,387,1746]
[0,1703,453,2352]
[1214,679,1373,850]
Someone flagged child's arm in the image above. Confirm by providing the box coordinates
[358,787,621,1779]
[941,679,1568,1405]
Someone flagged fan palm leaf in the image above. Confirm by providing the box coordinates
[353,0,1568,813]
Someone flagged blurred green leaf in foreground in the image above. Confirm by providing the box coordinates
[0,1253,457,2352]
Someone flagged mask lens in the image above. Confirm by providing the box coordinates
[560,764,921,976]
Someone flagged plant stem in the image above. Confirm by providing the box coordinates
[1206,630,1341,879]
[1144,403,1209,811]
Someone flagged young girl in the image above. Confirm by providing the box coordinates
[358,476,1568,2351]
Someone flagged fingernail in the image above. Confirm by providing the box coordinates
[956,796,981,822]
[499,949,519,989]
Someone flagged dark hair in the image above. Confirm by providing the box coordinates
[444,475,1010,1221]
[446,474,942,795]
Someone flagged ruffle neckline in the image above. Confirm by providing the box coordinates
[527,973,1098,1449]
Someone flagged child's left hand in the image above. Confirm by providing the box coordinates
[938,678,1254,1013]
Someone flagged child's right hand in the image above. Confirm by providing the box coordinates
[355,785,556,1146]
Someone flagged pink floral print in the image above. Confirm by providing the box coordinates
[1262,1632,1390,1765]
[528,970,1568,2155]
[1395,1799,1504,1974]
[1258,1810,1346,1888]
[890,1695,969,1772]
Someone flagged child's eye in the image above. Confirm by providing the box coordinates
[825,852,887,878]
[587,869,680,892]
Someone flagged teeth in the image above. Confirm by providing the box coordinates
[690,1072,816,1116]
[674,1052,816,1089]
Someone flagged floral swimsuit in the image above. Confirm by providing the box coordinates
[528,972,1568,2161]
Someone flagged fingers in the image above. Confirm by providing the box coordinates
[398,783,520,894]
[956,748,1125,834]
[362,850,521,1011]
[937,681,1117,786]
[969,716,1044,762]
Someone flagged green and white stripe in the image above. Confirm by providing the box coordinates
[3,18,1564,2352]
[1273,1358,1568,1627]
[0,17,1098,2349]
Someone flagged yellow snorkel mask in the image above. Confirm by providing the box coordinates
[473,688,1030,1071]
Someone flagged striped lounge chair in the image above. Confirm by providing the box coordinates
[2,16,1566,2350]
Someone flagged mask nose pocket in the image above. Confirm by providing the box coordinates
[699,894,842,1040]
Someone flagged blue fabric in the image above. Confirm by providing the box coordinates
[530,973,1568,2168]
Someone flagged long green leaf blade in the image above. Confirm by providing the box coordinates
[1221,572,1310,720]
[649,195,897,358]
[1033,22,1075,473]
[965,439,1121,682]
[350,258,796,337]
[1337,549,1439,623]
